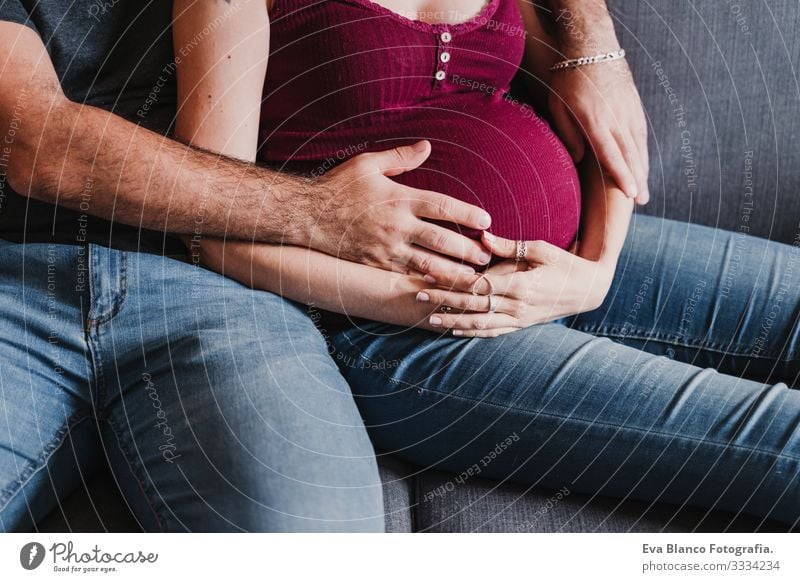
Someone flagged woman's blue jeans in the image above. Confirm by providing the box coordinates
[332,215,800,527]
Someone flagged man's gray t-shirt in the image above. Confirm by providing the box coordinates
[0,0,182,253]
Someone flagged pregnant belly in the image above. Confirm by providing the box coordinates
[389,102,581,248]
[264,97,581,249]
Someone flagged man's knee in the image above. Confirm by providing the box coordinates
[114,378,386,532]
[118,290,385,531]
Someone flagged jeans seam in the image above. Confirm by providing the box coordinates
[86,331,108,411]
[572,323,797,360]
[86,247,128,333]
[0,413,93,513]
[91,252,129,327]
[409,384,800,464]
[102,415,168,532]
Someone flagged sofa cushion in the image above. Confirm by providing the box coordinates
[376,455,415,533]
[413,471,791,533]
[609,0,800,244]
[38,456,415,533]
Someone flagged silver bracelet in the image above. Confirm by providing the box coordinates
[550,49,626,72]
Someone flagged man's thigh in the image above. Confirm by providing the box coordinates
[98,251,383,532]
[0,241,97,532]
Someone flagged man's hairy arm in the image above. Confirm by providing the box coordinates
[546,0,620,55]
[0,22,320,244]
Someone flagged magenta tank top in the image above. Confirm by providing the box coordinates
[260,0,581,248]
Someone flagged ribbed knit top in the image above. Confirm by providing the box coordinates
[260,0,581,247]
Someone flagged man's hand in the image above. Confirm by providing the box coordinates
[549,62,649,205]
[308,140,493,276]
[542,0,649,205]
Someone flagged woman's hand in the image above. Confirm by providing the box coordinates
[415,232,616,338]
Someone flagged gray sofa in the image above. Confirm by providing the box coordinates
[40,0,799,533]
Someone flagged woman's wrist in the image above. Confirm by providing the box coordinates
[573,251,616,307]
[366,275,440,329]
[573,243,618,306]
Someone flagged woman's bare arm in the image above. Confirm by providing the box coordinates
[575,155,633,266]
[198,242,438,328]
[173,0,269,160]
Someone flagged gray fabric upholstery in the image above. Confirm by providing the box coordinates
[412,471,788,533]
[376,455,415,533]
[38,457,416,533]
[613,0,800,244]
[40,1,799,533]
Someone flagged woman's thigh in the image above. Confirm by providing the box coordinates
[570,215,800,385]
[331,319,800,526]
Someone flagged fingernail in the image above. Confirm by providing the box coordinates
[452,330,463,336]
[484,231,495,243]
[416,291,430,302]
[478,214,491,229]
[412,141,428,153]
[478,253,491,264]
[429,316,442,326]
[460,266,476,275]
[423,275,437,284]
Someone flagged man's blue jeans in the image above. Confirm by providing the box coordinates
[332,216,800,527]
[0,240,384,532]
